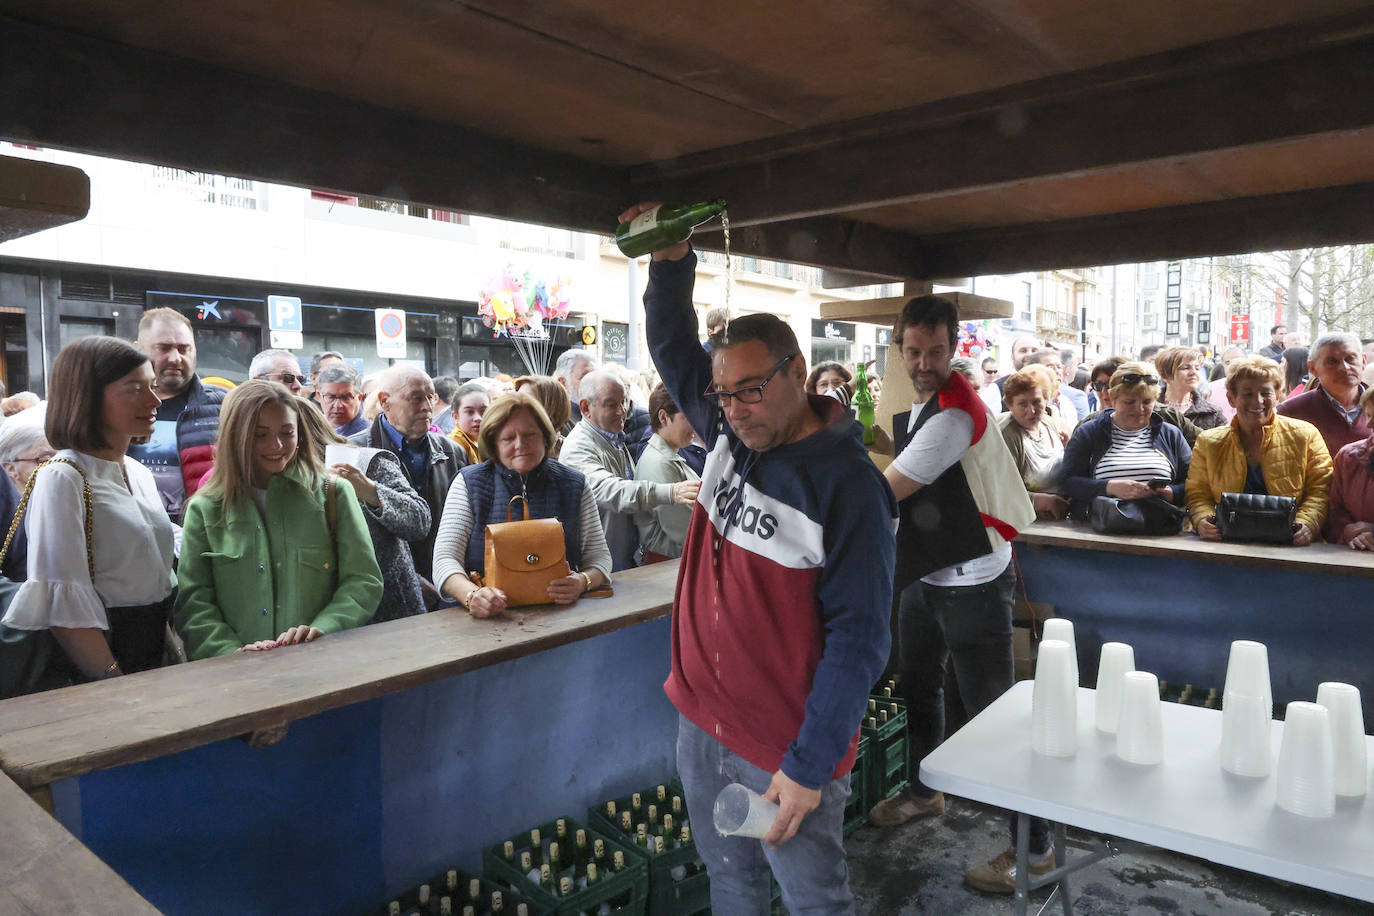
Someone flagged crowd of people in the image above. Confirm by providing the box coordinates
[4,235,1374,912]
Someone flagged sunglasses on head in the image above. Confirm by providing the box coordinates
[1117,373,1158,387]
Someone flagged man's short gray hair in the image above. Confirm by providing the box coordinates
[555,348,598,380]
[1311,332,1361,358]
[578,369,624,403]
[316,363,361,390]
[249,348,301,380]
[309,350,344,376]
[377,364,431,394]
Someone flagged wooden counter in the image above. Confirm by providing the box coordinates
[0,560,679,791]
[1017,519,1374,579]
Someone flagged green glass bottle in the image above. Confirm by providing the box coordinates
[614,201,727,258]
[853,362,875,446]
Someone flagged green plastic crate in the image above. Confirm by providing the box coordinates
[588,780,708,916]
[483,817,648,916]
[409,867,548,916]
[842,736,870,837]
[862,697,910,802]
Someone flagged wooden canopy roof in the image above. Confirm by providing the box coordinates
[3,1,1374,279]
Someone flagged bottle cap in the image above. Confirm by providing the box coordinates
[503,841,514,859]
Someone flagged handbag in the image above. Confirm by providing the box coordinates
[0,459,94,696]
[1215,492,1297,544]
[1087,494,1187,536]
[476,495,570,608]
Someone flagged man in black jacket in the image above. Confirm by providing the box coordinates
[348,366,467,582]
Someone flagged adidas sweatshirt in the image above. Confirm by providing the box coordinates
[645,250,898,789]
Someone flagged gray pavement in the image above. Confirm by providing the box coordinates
[789,796,1368,914]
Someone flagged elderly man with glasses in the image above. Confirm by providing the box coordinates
[316,363,368,437]
[348,365,467,584]
[249,348,309,395]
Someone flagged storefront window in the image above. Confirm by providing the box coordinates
[195,327,260,383]
[300,332,429,380]
[810,318,856,369]
[59,317,113,349]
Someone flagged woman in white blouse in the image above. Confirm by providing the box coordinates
[0,337,176,681]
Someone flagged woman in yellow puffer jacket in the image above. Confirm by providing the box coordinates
[1186,356,1332,545]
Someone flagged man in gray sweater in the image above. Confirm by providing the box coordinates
[560,370,699,570]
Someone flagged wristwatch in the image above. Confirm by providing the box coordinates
[578,571,593,593]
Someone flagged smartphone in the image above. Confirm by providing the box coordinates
[1147,478,1171,489]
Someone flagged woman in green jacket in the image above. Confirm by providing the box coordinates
[175,381,383,660]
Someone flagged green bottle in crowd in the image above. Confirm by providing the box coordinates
[854,362,875,446]
[615,201,727,258]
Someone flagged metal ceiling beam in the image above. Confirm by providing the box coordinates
[915,182,1374,278]
[633,11,1374,226]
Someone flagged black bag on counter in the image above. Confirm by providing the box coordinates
[1088,495,1187,536]
[1215,492,1297,544]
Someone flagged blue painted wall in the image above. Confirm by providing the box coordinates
[1017,544,1372,725]
[57,617,678,916]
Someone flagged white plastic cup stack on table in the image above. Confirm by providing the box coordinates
[1116,671,1165,765]
[1315,682,1368,798]
[1275,701,1336,818]
[1220,640,1274,778]
[1031,639,1079,757]
[1042,617,1079,687]
[1095,642,1136,733]
[713,783,779,839]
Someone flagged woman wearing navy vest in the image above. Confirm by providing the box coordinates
[432,392,612,617]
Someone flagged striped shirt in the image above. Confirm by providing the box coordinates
[1094,424,1173,482]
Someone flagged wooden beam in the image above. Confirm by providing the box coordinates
[634,13,1374,226]
[692,216,926,281]
[0,561,679,790]
[0,773,159,915]
[820,291,1012,325]
[916,181,1374,278]
[0,16,628,234]
[0,155,89,243]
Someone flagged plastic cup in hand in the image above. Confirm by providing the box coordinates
[1275,701,1336,818]
[1115,671,1164,765]
[1222,640,1272,712]
[1219,693,1274,778]
[1031,639,1078,757]
[1095,642,1136,733]
[1042,618,1079,686]
[1316,682,1367,798]
[713,783,779,839]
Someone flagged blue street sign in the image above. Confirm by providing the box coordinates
[267,295,302,332]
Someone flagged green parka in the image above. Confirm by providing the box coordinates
[175,466,383,660]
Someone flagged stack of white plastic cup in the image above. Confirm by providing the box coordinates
[1031,639,1079,757]
[1095,642,1136,733]
[1220,640,1274,778]
[1042,618,1079,687]
[1275,702,1336,818]
[712,783,779,838]
[1116,671,1164,765]
[1315,682,1368,798]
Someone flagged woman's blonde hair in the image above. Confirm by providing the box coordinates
[292,393,347,461]
[512,374,570,431]
[1153,345,1202,382]
[477,392,557,464]
[200,381,324,516]
[1109,360,1161,400]
[1224,355,1284,396]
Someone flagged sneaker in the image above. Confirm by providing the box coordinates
[963,847,1056,894]
[867,790,946,827]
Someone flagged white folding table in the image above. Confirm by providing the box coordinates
[920,681,1374,914]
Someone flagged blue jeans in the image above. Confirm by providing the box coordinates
[898,563,1050,855]
[676,715,855,915]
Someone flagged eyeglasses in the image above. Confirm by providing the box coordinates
[703,354,797,405]
[320,392,357,404]
[12,452,55,465]
[262,372,309,386]
[1116,373,1159,387]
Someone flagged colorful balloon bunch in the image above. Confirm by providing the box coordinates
[958,320,995,358]
[478,264,573,337]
